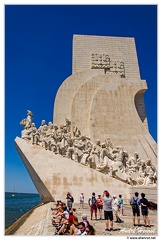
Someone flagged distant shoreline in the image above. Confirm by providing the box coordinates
[5,192,39,195]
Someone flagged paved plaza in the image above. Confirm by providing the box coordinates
[7,201,157,236]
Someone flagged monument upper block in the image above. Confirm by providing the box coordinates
[73,35,140,80]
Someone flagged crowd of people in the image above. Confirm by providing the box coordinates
[51,192,95,235]
[50,191,157,235]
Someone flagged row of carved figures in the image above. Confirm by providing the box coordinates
[20,110,157,187]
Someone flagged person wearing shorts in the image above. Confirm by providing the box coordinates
[130,192,141,226]
[97,194,103,219]
[102,191,113,231]
[140,193,151,227]
[118,194,124,216]
[88,192,97,220]
[80,193,84,208]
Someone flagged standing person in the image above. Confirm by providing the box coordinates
[66,192,74,210]
[140,193,151,227]
[97,194,103,219]
[118,194,124,216]
[113,195,123,223]
[102,191,113,231]
[88,192,97,220]
[80,193,84,208]
[130,192,141,226]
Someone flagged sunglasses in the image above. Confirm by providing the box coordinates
[86,230,90,233]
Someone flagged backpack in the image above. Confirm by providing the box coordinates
[71,197,74,203]
[92,196,97,205]
[132,197,139,210]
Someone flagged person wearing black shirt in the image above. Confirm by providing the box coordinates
[140,193,151,227]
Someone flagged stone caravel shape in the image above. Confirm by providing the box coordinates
[14,137,137,203]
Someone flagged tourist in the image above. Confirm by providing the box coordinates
[66,192,74,209]
[77,222,86,235]
[102,190,113,231]
[70,216,80,235]
[140,193,151,227]
[88,192,97,220]
[113,195,123,223]
[80,193,84,208]
[55,209,75,235]
[81,213,90,227]
[97,194,103,219]
[130,192,141,226]
[118,194,124,216]
[85,225,96,235]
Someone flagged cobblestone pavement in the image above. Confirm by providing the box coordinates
[13,202,158,236]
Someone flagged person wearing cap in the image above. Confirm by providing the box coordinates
[102,191,113,231]
[97,194,103,219]
[113,195,123,223]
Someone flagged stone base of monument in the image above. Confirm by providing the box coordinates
[128,186,157,204]
[14,137,157,204]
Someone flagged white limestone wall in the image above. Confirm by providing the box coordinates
[15,137,134,203]
[72,35,141,80]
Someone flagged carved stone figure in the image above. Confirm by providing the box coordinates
[105,138,113,152]
[19,112,157,187]
[41,122,54,150]
[72,125,81,138]
[25,110,33,129]
[88,139,101,169]
[145,158,157,186]
[65,118,71,132]
[96,143,110,172]
[136,162,147,185]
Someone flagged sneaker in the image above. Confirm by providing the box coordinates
[109,228,113,231]
[105,228,109,231]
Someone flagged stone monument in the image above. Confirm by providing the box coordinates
[15,35,157,203]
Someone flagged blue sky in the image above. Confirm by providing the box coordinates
[4,4,157,194]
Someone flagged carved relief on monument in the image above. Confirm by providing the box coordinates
[20,110,157,188]
[91,53,125,77]
[91,53,110,69]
